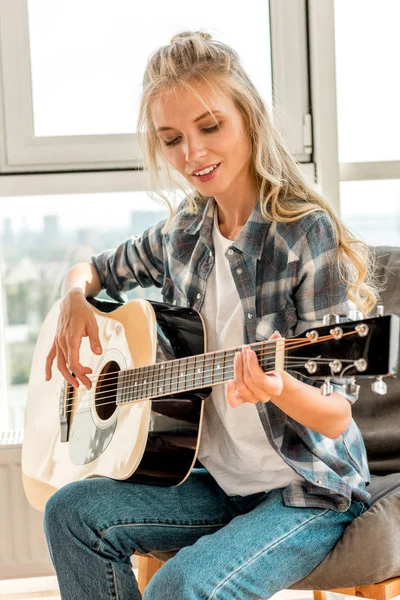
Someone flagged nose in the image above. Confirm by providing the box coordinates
[184,135,207,164]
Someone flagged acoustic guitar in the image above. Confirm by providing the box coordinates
[22,297,400,511]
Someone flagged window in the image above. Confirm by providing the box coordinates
[0,192,169,431]
[334,0,400,243]
[0,0,313,436]
[1,0,311,173]
[340,180,400,247]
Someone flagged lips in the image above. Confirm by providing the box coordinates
[190,162,220,176]
[191,162,221,182]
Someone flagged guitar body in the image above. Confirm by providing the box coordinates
[22,298,210,511]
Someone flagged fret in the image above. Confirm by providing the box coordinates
[177,359,184,392]
[183,356,189,391]
[194,354,203,389]
[131,370,138,402]
[152,364,159,398]
[121,370,128,403]
[225,349,235,382]
[132,368,140,401]
[156,362,165,397]
[165,361,173,395]
[149,364,156,398]
[151,364,158,398]
[146,364,154,398]
[213,351,224,385]
[186,354,195,391]
[258,342,270,373]
[171,359,179,394]
[141,365,148,399]
[203,353,213,386]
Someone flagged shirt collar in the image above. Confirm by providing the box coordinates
[184,197,271,259]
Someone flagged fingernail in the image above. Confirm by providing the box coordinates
[96,347,102,354]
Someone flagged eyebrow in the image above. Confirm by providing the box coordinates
[156,110,223,132]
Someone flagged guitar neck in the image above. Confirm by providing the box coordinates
[116,339,284,404]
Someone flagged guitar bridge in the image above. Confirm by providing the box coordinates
[59,378,73,442]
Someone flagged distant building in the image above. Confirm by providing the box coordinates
[1,217,13,245]
[43,215,59,245]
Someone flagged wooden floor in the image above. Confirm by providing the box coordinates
[0,575,314,600]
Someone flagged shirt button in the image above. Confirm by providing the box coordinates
[196,293,201,299]
[236,268,242,275]
[247,313,252,319]
[209,251,213,257]
[316,479,322,485]
[172,300,177,306]
[227,248,234,256]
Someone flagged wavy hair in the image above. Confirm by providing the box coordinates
[136,30,381,315]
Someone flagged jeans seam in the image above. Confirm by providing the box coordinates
[209,508,331,599]
[95,522,228,553]
[110,562,119,600]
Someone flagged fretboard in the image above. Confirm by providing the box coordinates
[116,340,281,405]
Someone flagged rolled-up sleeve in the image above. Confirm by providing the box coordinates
[290,213,359,404]
[91,218,167,302]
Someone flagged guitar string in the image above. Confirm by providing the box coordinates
[61,332,340,401]
[60,332,355,407]
[59,336,300,384]
[60,357,342,417]
[62,355,355,411]
[60,331,351,393]
[61,337,358,415]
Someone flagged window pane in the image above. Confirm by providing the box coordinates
[0,192,169,432]
[334,0,400,162]
[27,0,272,137]
[340,180,400,246]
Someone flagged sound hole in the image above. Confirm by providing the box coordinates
[95,360,120,421]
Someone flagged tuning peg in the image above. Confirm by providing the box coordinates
[345,378,360,396]
[323,313,340,325]
[376,304,384,317]
[321,379,333,396]
[371,376,387,395]
[347,309,364,321]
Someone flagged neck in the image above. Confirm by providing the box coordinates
[116,338,286,405]
[216,198,257,239]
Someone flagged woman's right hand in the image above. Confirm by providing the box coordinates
[45,289,103,389]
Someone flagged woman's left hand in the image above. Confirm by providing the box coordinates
[226,332,284,407]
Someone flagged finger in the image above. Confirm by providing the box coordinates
[226,380,244,407]
[86,319,103,355]
[245,348,283,398]
[234,350,254,404]
[56,342,79,389]
[66,338,92,389]
[45,342,57,381]
[242,347,266,402]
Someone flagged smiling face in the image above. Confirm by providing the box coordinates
[150,80,257,206]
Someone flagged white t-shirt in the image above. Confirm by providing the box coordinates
[197,208,304,496]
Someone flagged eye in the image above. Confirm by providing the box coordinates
[203,123,221,134]
[163,122,221,147]
[163,137,180,147]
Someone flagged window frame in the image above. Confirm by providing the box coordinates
[0,0,314,431]
[308,0,400,213]
[0,0,312,174]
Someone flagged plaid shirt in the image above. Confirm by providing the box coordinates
[92,197,371,512]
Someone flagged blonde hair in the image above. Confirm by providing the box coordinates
[137,30,381,316]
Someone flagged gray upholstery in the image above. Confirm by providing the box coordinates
[292,246,400,589]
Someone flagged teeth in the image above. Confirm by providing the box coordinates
[194,164,218,176]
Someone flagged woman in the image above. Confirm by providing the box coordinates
[44,31,378,600]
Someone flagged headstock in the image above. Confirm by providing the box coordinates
[286,308,399,396]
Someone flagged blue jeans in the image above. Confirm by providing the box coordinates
[44,468,366,600]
